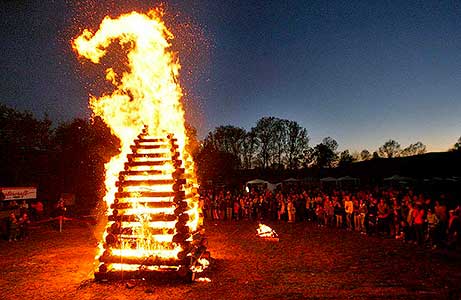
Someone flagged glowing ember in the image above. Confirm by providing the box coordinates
[72,8,201,279]
[257,224,279,240]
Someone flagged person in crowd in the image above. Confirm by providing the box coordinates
[366,197,378,235]
[413,204,426,246]
[277,195,285,221]
[56,199,66,216]
[225,192,233,221]
[358,199,367,234]
[219,192,226,220]
[18,211,30,239]
[315,203,325,227]
[19,200,28,214]
[233,198,240,221]
[305,192,314,222]
[446,209,460,250]
[8,212,18,242]
[202,194,210,220]
[377,198,390,236]
[9,200,20,216]
[197,184,460,253]
[406,202,415,242]
[243,196,251,220]
[426,208,438,248]
[344,195,354,231]
[333,197,344,228]
[212,196,219,220]
[287,197,296,223]
[31,200,44,221]
[434,200,448,246]
[353,196,360,232]
[326,196,335,227]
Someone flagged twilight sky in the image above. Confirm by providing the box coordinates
[1,0,460,152]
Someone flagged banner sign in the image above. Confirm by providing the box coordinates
[0,187,37,201]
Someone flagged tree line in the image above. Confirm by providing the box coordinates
[0,104,460,207]
[194,116,455,178]
[0,104,119,211]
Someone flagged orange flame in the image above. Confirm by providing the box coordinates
[257,224,278,238]
[72,9,199,270]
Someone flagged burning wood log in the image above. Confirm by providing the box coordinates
[92,131,207,281]
[115,191,185,198]
[257,224,279,242]
[99,253,189,266]
[108,214,177,222]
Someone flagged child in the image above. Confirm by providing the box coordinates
[8,212,18,242]
[19,212,30,240]
[315,204,325,227]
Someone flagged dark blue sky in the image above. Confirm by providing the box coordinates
[1,0,460,152]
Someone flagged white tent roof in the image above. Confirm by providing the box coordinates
[283,178,300,182]
[246,179,268,185]
[320,177,337,182]
[337,176,359,181]
[384,175,412,181]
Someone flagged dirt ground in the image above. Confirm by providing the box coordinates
[1,220,461,300]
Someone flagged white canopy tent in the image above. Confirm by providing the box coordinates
[320,177,337,182]
[320,177,337,187]
[384,175,412,182]
[283,178,300,182]
[337,176,359,182]
[246,179,268,185]
[245,179,280,192]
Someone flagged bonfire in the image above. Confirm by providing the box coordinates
[257,224,279,242]
[72,9,208,281]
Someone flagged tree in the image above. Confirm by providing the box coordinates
[452,136,461,151]
[301,147,315,168]
[322,137,339,153]
[401,142,426,157]
[378,139,401,158]
[195,142,239,183]
[252,117,278,169]
[285,120,309,170]
[271,118,288,169]
[351,151,361,162]
[53,117,119,209]
[312,137,339,168]
[372,151,380,159]
[360,149,371,161]
[0,104,53,184]
[241,131,257,169]
[338,149,355,167]
[203,125,246,167]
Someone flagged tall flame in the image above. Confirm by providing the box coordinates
[72,9,200,270]
[73,9,196,209]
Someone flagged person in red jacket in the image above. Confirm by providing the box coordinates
[413,204,425,246]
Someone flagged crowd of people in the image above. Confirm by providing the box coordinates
[0,199,50,241]
[199,185,461,250]
[2,185,460,251]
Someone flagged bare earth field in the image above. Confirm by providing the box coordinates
[1,221,461,300]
